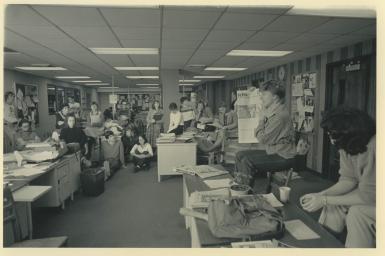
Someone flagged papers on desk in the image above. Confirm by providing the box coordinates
[204,178,234,189]
[284,219,320,240]
[261,193,284,208]
[174,165,228,179]
[25,142,52,148]
[189,188,230,208]
[4,167,46,178]
[157,133,176,143]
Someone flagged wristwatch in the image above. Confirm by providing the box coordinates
[321,196,328,206]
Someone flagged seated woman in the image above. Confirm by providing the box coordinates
[103,111,123,135]
[234,80,297,187]
[56,104,69,130]
[193,101,214,127]
[300,108,375,248]
[167,102,184,135]
[101,131,126,179]
[130,135,153,172]
[59,114,89,157]
[15,119,41,150]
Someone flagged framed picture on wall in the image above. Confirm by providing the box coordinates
[14,83,39,126]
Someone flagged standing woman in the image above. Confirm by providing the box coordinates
[146,100,164,148]
[56,104,69,130]
[88,102,104,127]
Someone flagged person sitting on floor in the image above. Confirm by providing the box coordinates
[234,80,297,187]
[59,114,89,157]
[101,131,126,179]
[15,119,41,150]
[300,108,376,248]
[130,135,153,172]
[167,102,184,135]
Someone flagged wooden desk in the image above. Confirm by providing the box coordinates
[13,186,52,239]
[156,142,197,182]
[183,173,344,248]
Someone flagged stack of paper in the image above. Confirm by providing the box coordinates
[203,178,234,189]
[173,165,197,175]
[4,167,46,178]
[189,188,230,208]
[173,165,228,178]
[156,133,176,143]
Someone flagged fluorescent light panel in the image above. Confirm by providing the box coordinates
[193,76,225,79]
[16,66,67,71]
[99,87,119,89]
[136,83,159,86]
[90,48,158,55]
[204,67,247,71]
[179,80,201,83]
[72,80,102,83]
[227,50,292,57]
[56,76,91,79]
[115,67,159,71]
[126,76,159,79]
[179,84,194,86]
[86,83,110,86]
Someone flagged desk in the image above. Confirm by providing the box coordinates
[13,186,51,239]
[156,142,197,182]
[183,173,343,248]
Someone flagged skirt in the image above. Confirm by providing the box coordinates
[146,123,163,147]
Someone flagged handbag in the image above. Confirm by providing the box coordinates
[208,195,285,240]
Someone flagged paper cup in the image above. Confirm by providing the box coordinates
[279,186,291,203]
[230,185,251,197]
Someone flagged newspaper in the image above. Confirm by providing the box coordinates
[236,88,263,143]
[174,165,228,178]
[189,188,230,208]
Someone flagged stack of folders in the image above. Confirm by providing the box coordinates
[156,133,176,143]
[173,165,228,178]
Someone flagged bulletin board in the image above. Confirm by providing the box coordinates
[14,83,39,125]
[291,72,317,134]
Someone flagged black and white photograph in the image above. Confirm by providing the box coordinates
[1,0,381,253]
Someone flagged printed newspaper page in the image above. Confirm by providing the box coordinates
[236,88,263,143]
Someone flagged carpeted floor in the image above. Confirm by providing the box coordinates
[32,162,190,247]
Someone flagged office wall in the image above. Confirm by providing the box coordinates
[3,69,94,138]
[197,38,376,173]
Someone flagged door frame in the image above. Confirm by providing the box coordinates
[322,54,372,180]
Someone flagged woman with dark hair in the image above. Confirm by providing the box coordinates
[56,104,69,130]
[300,108,376,248]
[146,100,164,148]
[59,114,89,157]
[130,135,153,172]
[193,100,214,126]
[234,80,297,187]
[167,102,184,135]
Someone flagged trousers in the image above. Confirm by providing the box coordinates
[234,149,292,186]
[319,204,376,248]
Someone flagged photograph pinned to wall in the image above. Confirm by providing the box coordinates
[14,83,39,126]
[292,83,304,97]
[294,74,302,83]
[304,97,315,113]
[303,116,314,133]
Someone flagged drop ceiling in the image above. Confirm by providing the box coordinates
[3,4,376,92]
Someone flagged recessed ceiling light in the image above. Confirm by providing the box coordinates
[16,66,67,71]
[179,84,194,86]
[90,48,158,55]
[136,83,159,86]
[193,76,225,79]
[204,67,247,71]
[115,67,159,71]
[188,64,206,67]
[55,76,91,79]
[86,83,110,86]
[99,87,119,89]
[226,50,292,57]
[179,80,201,83]
[72,80,102,83]
[126,76,159,79]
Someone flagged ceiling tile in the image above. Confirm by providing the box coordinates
[205,30,255,42]
[264,15,330,32]
[33,6,108,27]
[212,56,250,66]
[61,26,117,39]
[248,31,300,44]
[162,48,195,56]
[227,6,292,15]
[215,13,278,30]
[76,39,121,48]
[98,55,133,66]
[120,39,160,48]
[111,27,160,40]
[6,25,66,39]
[162,28,208,41]
[162,40,200,49]
[350,24,376,36]
[237,42,278,50]
[129,55,159,66]
[163,9,222,29]
[6,5,50,26]
[199,41,240,50]
[285,33,338,45]
[323,34,375,46]
[165,6,226,12]
[100,8,160,27]
[309,17,375,34]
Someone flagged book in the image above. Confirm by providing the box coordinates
[153,113,163,121]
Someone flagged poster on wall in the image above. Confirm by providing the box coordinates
[14,83,39,125]
[236,88,263,143]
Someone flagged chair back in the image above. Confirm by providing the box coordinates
[3,185,22,246]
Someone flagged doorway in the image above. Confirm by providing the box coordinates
[322,54,374,181]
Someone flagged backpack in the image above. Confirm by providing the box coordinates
[208,195,285,240]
